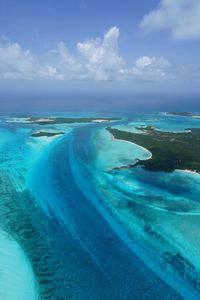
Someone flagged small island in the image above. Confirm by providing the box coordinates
[107,126,200,172]
[25,117,120,125]
[166,112,200,118]
[31,131,64,137]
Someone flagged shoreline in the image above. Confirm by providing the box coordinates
[176,169,200,176]
[111,135,153,160]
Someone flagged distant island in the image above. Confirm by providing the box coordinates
[21,116,120,125]
[166,112,200,118]
[107,126,200,173]
[31,131,64,137]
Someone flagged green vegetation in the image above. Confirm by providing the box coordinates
[107,126,200,172]
[27,117,120,125]
[32,131,64,137]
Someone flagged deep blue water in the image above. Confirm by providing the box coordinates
[0,91,199,113]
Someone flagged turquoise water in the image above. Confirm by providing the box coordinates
[114,112,200,133]
[0,112,200,299]
[0,231,38,300]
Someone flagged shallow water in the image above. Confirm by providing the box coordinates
[0,112,199,299]
[114,112,200,133]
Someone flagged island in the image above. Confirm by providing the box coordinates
[107,126,200,172]
[22,116,120,125]
[31,131,64,137]
[166,112,200,118]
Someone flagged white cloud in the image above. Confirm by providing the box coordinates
[136,56,170,70]
[0,27,171,81]
[139,0,200,40]
[54,42,75,65]
[77,26,125,80]
[120,56,170,81]
[0,43,36,79]
[0,42,64,80]
[136,56,156,69]
[37,65,65,80]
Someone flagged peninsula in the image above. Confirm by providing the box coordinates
[107,126,200,172]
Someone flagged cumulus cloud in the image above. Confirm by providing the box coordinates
[77,26,125,80]
[136,56,156,69]
[0,27,171,81]
[139,0,200,40]
[136,56,170,70]
[120,56,170,81]
[0,43,36,79]
[0,42,63,80]
[54,42,75,65]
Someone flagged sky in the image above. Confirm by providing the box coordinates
[0,0,200,102]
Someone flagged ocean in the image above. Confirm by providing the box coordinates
[0,106,200,299]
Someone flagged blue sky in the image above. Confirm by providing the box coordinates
[0,0,200,94]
